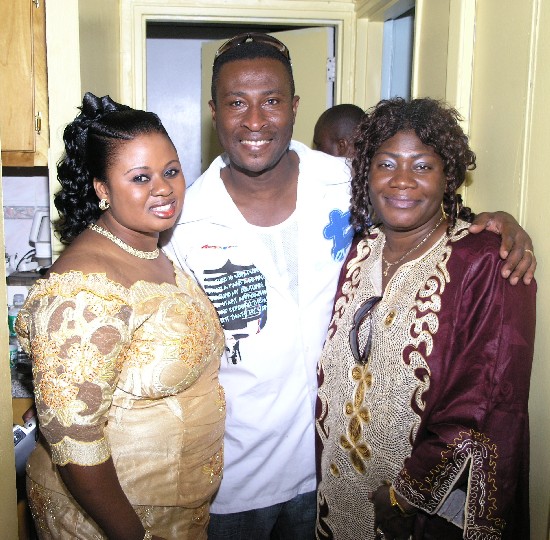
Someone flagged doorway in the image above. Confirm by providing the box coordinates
[146,24,335,184]
[381,6,415,100]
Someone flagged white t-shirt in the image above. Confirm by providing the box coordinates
[167,141,353,513]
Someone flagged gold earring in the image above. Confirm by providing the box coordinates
[98,199,110,211]
[441,202,447,219]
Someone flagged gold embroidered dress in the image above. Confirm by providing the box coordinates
[16,266,226,539]
[316,221,535,540]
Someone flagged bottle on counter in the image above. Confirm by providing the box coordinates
[9,335,18,369]
[8,293,25,337]
[8,293,25,369]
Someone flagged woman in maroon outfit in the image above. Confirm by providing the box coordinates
[316,98,536,540]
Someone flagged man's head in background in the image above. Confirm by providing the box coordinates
[313,103,364,158]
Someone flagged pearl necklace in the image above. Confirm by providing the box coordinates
[88,224,160,260]
[382,215,445,277]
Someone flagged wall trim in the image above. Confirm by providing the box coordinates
[120,0,357,109]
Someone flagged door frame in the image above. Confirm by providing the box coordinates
[119,0,357,110]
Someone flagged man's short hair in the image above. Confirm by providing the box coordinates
[317,104,364,137]
[211,38,295,103]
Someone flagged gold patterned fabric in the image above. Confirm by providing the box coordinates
[16,267,226,538]
[316,221,536,539]
[317,227,451,540]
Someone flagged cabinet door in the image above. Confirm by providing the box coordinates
[0,0,49,167]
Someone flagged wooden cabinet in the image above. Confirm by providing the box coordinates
[0,0,49,167]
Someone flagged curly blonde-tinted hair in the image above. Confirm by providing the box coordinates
[350,97,476,234]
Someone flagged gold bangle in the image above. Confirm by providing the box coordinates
[143,530,153,540]
[389,485,416,517]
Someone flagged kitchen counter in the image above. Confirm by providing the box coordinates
[6,270,43,286]
[12,375,33,398]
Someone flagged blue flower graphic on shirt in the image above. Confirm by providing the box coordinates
[323,209,353,262]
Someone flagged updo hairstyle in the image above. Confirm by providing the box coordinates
[54,92,170,244]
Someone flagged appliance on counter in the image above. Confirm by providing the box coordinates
[5,209,52,276]
[29,209,52,268]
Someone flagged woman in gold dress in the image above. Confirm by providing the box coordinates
[16,92,225,540]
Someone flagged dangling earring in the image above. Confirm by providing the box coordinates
[98,199,110,211]
[440,202,447,219]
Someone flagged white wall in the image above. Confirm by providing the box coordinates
[465,3,550,537]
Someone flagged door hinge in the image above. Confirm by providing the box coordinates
[32,0,40,8]
[35,112,42,135]
[326,57,336,83]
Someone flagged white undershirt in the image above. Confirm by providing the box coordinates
[250,213,299,303]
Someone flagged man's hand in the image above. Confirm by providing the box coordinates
[469,211,536,285]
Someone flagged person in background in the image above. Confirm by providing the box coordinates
[313,103,364,158]
[166,33,536,540]
[316,97,536,539]
[16,92,225,540]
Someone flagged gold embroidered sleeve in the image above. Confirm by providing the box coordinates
[19,273,133,466]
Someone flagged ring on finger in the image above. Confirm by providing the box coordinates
[525,249,535,258]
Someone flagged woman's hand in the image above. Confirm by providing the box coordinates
[369,483,416,540]
[469,211,536,285]
[58,459,156,540]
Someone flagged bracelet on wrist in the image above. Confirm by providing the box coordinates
[389,485,417,517]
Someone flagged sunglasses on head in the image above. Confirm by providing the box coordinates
[349,296,382,365]
[214,32,291,63]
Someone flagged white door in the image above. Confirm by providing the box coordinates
[381,9,415,100]
[201,27,334,171]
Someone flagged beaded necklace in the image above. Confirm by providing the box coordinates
[88,224,160,260]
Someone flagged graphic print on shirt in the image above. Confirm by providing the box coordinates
[323,209,354,262]
[203,259,267,364]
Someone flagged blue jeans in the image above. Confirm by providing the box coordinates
[207,490,316,540]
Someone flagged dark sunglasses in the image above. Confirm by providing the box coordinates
[214,32,291,63]
[349,296,383,365]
